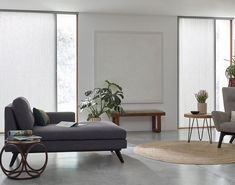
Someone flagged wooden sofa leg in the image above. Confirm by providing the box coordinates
[115,150,124,163]
[10,153,18,167]
[230,135,235,144]
[218,132,225,148]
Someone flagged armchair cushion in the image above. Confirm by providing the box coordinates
[212,111,231,131]
[12,97,34,130]
[231,111,235,122]
[219,121,235,133]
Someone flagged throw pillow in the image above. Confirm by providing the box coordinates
[12,97,35,130]
[231,111,235,122]
[33,108,50,126]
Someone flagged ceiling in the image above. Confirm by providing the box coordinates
[0,0,235,17]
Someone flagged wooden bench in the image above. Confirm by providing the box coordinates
[111,110,166,133]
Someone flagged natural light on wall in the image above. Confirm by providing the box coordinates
[57,14,77,112]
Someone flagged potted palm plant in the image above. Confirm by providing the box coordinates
[225,57,235,87]
[80,80,124,121]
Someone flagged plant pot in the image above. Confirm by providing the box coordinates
[228,78,235,87]
[90,117,101,122]
[197,103,207,114]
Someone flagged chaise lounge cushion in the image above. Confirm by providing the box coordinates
[12,97,35,130]
[33,121,126,141]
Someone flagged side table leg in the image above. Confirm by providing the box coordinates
[196,118,202,140]
[200,119,206,141]
[207,118,212,144]
[188,118,194,142]
[10,153,18,167]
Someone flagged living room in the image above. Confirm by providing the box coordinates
[0,0,235,184]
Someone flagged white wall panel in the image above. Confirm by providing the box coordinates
[95,31,163,104]
[79,13,177,131]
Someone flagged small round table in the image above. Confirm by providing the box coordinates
[184,113,213,143]
[0,138,48,180]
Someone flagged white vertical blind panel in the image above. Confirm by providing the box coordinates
[179,18,215,127]
[0,12,56,132]
[216,20,230,111]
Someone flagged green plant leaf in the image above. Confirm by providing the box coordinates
[85,90,92,96]
[81,80,124,120]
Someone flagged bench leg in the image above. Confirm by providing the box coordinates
[152,116,161,133]
[112,116,120,126]
[10,152,18,167]
[115,150,124,163]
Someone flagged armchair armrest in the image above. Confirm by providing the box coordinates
[46,112,75,124]
[212,111,231,131]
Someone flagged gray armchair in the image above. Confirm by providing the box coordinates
[212,87,235,148]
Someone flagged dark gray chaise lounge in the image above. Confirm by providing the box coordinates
[5,97,127,166]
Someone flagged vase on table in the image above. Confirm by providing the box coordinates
[198,103,207,114]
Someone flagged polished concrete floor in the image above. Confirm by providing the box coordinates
[0,129,235,185]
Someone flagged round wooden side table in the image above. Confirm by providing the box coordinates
[184,113,213,144]
[0,138,48,180]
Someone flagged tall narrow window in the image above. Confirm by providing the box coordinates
[179,18,215,127]
[57,14,77,112]
[216,20,230,111]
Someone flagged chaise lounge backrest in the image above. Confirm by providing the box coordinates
[5,97,75,140]
[5,104,18,139]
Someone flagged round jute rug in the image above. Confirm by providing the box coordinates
[134,140,235,165]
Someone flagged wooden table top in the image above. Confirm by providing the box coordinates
[6,138,41,145]
[112,110,166,116]
[184,113,212,118]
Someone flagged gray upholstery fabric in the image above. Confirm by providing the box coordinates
[6,139,127,153]
[26,140,127,153]
[212,111,231,131]
[219,121,235,133]
[5,104,18,139]
[5,100,127,154]
[46,112,75,124]
[223,87,235,112]
[12,97,34,130]
[33,121,126,141]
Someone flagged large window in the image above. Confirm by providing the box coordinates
[179,17,232,128]
[0,12,78,132]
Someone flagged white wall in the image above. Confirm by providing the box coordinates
[78,13,178,131]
